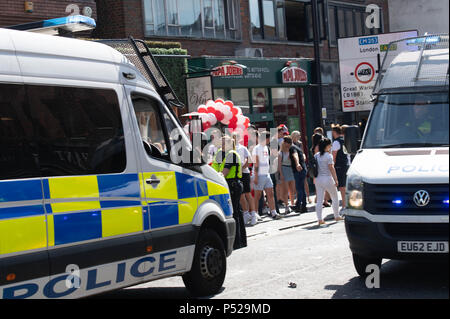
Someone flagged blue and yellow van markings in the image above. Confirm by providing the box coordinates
[0,172,231,255]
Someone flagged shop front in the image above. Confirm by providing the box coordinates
[188,57,314,149]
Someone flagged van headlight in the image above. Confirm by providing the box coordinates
[347,174,364,210]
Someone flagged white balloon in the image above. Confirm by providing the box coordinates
[222,118,230,125]
[206,100,216,108]
[197,104,207,110]
[199,114,209,122]
[208,113,217,125]
[237,115,246,125]
[216,102,226,113]
[235,106,243,116]
[224,106,233,121]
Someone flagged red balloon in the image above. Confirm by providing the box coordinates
[229,116,238,124]
[214,110,225,122]
[231,108,239,116]
[215,98,225,104]
[198,108,207,113]
[228,122,237,130]
[203,122,211,130]
[207,106,216,113]
[224,101,234,108]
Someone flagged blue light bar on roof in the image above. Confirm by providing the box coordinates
[6,15,96,35]
[406,36,441,46]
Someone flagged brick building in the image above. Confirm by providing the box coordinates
[0,0,391,138]
[93,0,390,134]
[0,0,97,29]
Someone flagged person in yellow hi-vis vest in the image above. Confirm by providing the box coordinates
[212,136,247,249]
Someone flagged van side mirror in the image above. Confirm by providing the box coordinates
[344,125,361,155]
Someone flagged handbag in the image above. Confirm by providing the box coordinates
[308,154,319,178]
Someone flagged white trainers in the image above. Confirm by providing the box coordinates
[251,212,258,226]
[243,212,251,225]
[255,212,263,221]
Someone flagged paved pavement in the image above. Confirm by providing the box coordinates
[98,202,449,299]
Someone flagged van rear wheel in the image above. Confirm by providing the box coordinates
[183,229,226,297]
[353,253,382,277]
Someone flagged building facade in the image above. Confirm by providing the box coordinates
[389,0,449,35]
[0,0,97,27]
[94,0,390,136]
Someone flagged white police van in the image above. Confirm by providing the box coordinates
[344,34,449,276]
[0,21,236,298]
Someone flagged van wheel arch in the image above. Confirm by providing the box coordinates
[198,215,228,251]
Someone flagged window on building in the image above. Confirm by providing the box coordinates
[143,0,241,40]
[328,3,384,45]
[251,0,326,43]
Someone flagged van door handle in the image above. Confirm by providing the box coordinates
[146,178,161,185]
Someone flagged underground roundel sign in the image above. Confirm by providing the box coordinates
[355,62,375,84]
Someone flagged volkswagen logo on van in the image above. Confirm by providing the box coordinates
[413,190,431,207]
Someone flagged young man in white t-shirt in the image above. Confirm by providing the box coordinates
[252,131,281,220]
[232,133,258,226]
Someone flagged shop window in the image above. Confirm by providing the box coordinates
[252,88,270,114]
[272,88,298,126]
[231,89,250,115]
[214,89,227,100]
[143,0,240,40]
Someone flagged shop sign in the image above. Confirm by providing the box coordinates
[211,61,247,77]
[280,61,308,84]
[186,76,214,112]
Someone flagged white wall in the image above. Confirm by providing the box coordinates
[389,0,449,35]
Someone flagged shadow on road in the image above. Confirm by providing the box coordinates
[325,260,449,299]
[94,286,226,299]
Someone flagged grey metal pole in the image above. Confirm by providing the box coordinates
[311,0,324,129]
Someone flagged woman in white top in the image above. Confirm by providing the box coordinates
[314,138,344,226]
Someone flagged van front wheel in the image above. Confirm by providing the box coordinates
[353,253,382,277]
[183,229,227,297]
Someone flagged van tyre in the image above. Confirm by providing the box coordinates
[183,229,226,297]
[352,253,382,277]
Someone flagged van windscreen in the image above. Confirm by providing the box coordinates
[363,92,449,149]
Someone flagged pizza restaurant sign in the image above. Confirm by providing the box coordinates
[281,61,308,84]
[212,61,247,77]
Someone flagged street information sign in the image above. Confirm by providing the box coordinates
[338,30,418,112]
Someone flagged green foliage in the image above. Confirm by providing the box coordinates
[144,40,182,49]
[154,54,188,106]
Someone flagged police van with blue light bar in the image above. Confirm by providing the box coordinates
[0,17,236,298]
[343,34,449,276]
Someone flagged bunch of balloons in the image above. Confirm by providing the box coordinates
[197,99,251,132]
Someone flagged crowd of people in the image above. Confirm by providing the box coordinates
[210,123,352,249]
